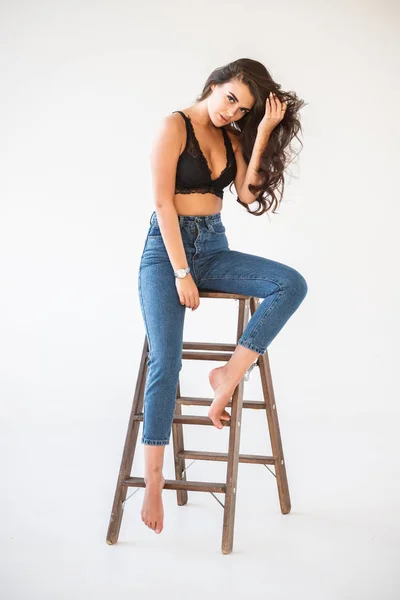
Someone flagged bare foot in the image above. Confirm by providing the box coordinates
[208,366,237,429]
[141,474,165,534]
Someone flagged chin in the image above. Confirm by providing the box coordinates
[214,112,227,126]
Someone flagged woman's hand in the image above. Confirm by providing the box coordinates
[175,273,200,311]
[258,92,287,136]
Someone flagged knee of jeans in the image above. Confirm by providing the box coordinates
[148,352,183,373]
[290,268,308,302]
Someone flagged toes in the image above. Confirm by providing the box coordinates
[153,517,163,533]
[155,522,163,534]
[208,409,230,428]
[142,513,163,531]
[208,412,224,429]
[142,514,153,529]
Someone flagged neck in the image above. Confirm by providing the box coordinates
[188,100,216,128]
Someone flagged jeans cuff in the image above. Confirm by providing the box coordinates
[237,340,267,355]
[141,437,170,446]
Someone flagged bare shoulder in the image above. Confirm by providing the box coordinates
[150,113,187,200]
[155,112,185,135]
[152,112,186,155]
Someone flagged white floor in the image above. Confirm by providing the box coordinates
[3,411,399,600]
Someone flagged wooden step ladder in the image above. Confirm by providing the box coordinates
[106,291,291,554]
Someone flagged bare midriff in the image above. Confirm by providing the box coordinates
[173,192,223,216]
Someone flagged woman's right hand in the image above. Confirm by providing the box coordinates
[175,273,200,310]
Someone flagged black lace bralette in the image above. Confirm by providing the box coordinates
[172,110,237,199]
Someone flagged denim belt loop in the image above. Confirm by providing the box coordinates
[206,217,214,232]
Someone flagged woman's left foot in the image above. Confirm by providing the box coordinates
[208,366,237,429]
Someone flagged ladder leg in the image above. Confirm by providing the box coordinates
[172,380,188,506]
[221,298,249,554]
[250,297,291,514]
[221,378,244,554]
[106,336,148,544]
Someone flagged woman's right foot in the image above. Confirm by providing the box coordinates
[208,366,236,429]
[141,474,165,534]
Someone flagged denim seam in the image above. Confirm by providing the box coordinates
[138,268,152,355]
[138,267,153,439]
[199,276,282,284]
[239,286,283,352]
[191,225,201,282]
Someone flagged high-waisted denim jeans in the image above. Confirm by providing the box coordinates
[138,210,308,446]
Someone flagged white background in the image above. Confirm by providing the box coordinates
[1,0,399,598]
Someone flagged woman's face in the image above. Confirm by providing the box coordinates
[208,80,255,126]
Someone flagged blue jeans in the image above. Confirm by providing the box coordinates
[138,210,308,446]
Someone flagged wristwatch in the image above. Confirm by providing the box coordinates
[174,266,191,279]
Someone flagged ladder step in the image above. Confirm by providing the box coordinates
[144,350,233,361]
[177,396,266,410]
[123,477,226,493]
[183,341,236,352]
[177,450,275,465]
[133,414,231,426]
[181,351,234,361]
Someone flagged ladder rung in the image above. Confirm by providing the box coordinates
[123,477,226,493]
[176,396,266,410]
[144,351,233,361]
[133,414,231,426]
[177,450,275,465]
[181,351,233,361]
[182,342,236,351]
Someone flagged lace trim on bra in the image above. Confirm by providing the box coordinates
[178,112,231,182]
[175,187,224,198]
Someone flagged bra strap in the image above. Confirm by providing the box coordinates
[172,110,188,120]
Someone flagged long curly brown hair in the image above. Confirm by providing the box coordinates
[195,58,307,216]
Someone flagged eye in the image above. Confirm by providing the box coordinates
[227,94,248,114]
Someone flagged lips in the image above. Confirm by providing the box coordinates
[219,113,228,123]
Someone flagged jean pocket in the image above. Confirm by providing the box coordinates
[211,222,226,234]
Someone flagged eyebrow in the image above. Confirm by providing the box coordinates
[228,91,252,111]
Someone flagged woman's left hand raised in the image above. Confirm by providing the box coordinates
[258,92,287,136]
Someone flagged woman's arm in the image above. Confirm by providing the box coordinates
[150,114,200,310]
[150,114,189,272]
[229,129,271,205]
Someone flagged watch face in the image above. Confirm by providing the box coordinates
[176,268,188,278]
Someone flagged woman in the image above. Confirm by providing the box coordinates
[138,58,308,534]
